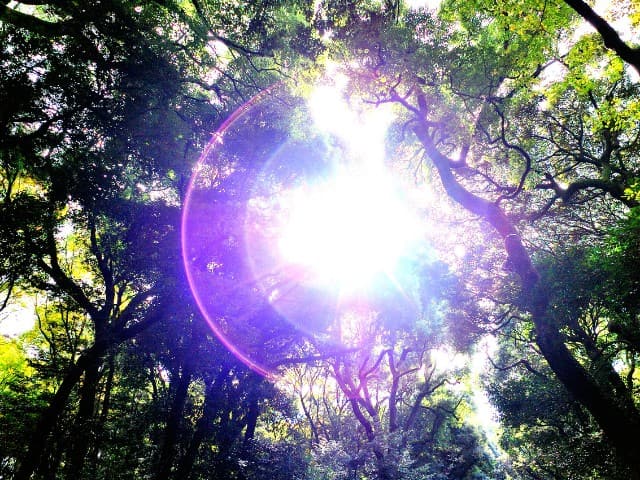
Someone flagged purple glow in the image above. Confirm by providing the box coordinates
[182,84,425,378]
[181,86,279,378]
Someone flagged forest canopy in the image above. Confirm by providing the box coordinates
[2,0,640,479]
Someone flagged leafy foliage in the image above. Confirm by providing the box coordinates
[3,0,640,479]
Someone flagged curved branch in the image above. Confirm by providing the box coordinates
[537,174,638,208]
[412,117,538,287]
[495,105,533,203]
[487,356,548,379]
[1,5,68,36]
[38,225,100,320]
[563,0,640,74]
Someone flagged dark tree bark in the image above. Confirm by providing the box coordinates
[153,366,193,480]
[13,347,102,480]
[88,353,116,474]
[14,306,161,480]
[242,397,260,449]
[173,367,230,480]
[563,0,640,74]
[63,354,103,480]
[414,112,640,478]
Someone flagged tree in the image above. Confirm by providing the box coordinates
[489,312,630,479]
[488,213,640,479]
[284,261,503,480]
[4,0,640,478]
[309,0,640,474]
[0,0,314,478]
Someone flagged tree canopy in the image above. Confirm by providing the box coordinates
[2,0,640,479]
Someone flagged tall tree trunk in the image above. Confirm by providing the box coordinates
[89,353,116,471]
[63,354,103,479]
[415,118,640,478]
[298,393,320,446]
[38,423,65,480]
[153,366,193,480]
[532,298,640,478]
[13,346,102,480]
[13,289,159,480]
[173,368,229,480]
[242,396,259,449]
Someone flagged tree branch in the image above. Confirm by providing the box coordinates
[563,0,640,74]
[38,225,100,320]
[1,4,68,36]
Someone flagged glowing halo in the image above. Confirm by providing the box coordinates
[182,80,428,377]
[181,84,281,379]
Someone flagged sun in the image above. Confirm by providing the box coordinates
[278,167,421,289]
[276,77,422,291]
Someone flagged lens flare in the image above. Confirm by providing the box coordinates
[278,165,422,290]
[182,81,427,377]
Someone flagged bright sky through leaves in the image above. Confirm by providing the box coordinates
[277,78,423,290]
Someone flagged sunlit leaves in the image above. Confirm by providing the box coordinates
[441,0,573,80]
[0,338,33,390]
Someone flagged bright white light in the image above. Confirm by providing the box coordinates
[276,74,422,290]
[430,346,467,373]
[307,72,393,165]
[405,0,443,11]
[0,297,35,337]
[278,166,421,289]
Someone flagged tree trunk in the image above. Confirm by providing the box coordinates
[532,299,640,478]
[13,346,102,480]
[88,353,116,475]
[298,393,320,446]
[174,368,229,480]
[416,118,640,477]
[153,366,193,480]
[63,354,103,479]
[38,423,65,480]
[242,396,259,449]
